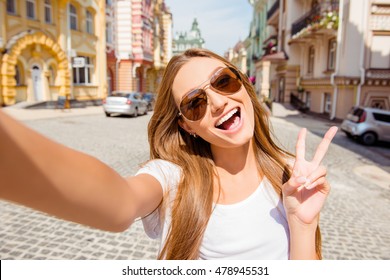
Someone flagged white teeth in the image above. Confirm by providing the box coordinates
[216,108,238,127]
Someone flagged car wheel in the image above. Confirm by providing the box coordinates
[105,112,111,117]
[133,108,138,117]
[360,132,377,146]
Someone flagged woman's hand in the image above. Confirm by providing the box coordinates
[282,126,338,226]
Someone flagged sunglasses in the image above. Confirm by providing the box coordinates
[178,67,243,122]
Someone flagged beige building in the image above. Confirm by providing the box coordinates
[0,0,107,106]
[225,40,248,75]
[260,0,390,119]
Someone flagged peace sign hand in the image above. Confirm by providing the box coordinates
[282,126,338,226]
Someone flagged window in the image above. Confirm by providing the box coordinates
[73,57,93,85]
[328,39,337,70]
[7,0,16,14]
[86,10,93,34]
[26,0,36,19]
[305,92,311,108]
[69,4,78,30]
[48,65,56,86]
[324,93,331,114]
[308,46,315,74]
[106,22,113,44]
[373,113,390,123]
[15,65,21,85]
[370,35,390,69]
[44,0,52,23]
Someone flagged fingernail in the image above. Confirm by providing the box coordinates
[306,182,316,190]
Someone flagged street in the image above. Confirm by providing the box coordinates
[0,104,389,260]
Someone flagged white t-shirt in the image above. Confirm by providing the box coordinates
[135,159,290,260]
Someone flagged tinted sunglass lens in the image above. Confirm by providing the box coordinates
[180,90,207,121]
[211,68,242,93]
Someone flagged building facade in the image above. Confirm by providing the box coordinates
[105,0,172,96]
[172,18,205,55]
[146,0,172,93]
[0,0,107,106]
[261,0,390,119]
[224,41,248,75]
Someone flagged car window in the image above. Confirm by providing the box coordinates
[352,108,365,117]
[110,92,130,98]
[373,113,390,123]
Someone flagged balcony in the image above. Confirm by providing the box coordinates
[291,1,339,38]
[267,0,279,20]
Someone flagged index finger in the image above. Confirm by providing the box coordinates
[295,128,307,161]
[312,126,338,165]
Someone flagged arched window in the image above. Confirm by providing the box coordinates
[86,10,94,34]
[69,4,78,30]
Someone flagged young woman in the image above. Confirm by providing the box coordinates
[0,48,337,260]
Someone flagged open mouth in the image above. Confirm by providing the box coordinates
[215,108,241,130]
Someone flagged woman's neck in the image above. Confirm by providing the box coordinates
[211,140,258,175]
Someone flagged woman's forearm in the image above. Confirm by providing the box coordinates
[288,217,318,260]
[0,110,138,232]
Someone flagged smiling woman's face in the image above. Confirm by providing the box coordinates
[172,57,255,150]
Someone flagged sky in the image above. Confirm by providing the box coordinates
[164,0,253,56]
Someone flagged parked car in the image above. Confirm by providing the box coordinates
[341,106,390,145]
[103,91,148,117]
[142,92,156,111]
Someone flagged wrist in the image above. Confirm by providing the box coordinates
[287,214,319,231]
[288,215,319,260]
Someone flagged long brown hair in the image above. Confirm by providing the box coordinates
[148,48,322,259]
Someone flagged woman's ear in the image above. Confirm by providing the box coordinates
[178,117,195,135]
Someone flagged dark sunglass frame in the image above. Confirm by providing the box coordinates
[178,67,243,122]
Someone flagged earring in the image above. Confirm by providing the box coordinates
[190,132,198,138]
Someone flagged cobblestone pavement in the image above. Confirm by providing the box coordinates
[0,105,389,260]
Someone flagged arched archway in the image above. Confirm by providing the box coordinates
[0,31,71,105]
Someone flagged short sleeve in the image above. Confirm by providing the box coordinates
[135,159,180,239]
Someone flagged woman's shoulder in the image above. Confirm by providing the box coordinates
[139,159,181,172]
[136,159,181,192]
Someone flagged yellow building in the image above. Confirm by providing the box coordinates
[146,0,172,93]
[0,0,106,106]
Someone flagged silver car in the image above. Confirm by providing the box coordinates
[341,106,390,145]
[103,91,148,117]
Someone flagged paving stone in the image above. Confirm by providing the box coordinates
[0,111,389,260]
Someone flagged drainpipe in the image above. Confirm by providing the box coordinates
[356,0,368,107]
[330,0,344,120]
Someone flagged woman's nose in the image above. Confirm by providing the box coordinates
[206,89,228,114]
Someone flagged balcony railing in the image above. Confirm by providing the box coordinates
[267,0,280,20]
[291,1,339,37]
[290,93,309,112]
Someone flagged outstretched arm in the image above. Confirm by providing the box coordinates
[282,126,338,259]
[0,110,162,232]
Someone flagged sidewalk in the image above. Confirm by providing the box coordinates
[2,105,104,121]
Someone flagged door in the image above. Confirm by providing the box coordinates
[32,65,43,101]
